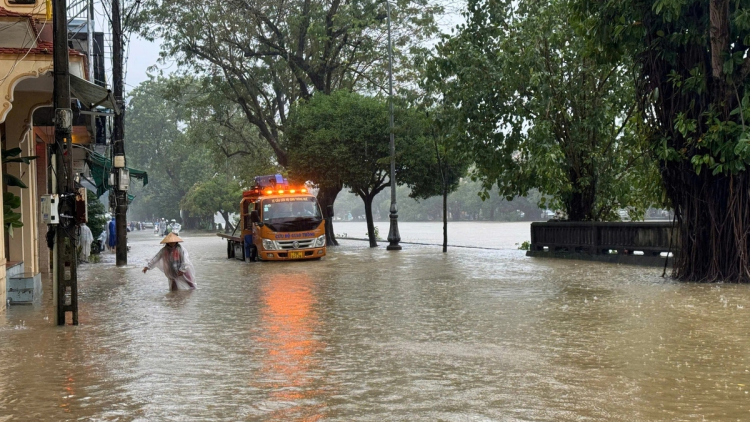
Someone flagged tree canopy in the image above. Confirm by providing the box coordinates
[181,177,244,232]
[286,90,451,246]
[428,0,660,221]
[125,78,229,223]
[576,0,750,281]
[132,0,444,241]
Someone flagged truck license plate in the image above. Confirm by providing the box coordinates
[289,251,304,259]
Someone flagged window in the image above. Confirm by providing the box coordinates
[8,0,37,4]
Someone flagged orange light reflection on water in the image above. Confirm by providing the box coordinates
[253,272,329,420]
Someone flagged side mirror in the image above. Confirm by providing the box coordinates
[250,210,260,223]
[327,205,334,218]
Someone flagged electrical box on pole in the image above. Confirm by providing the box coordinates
[40,194,60,225]
[118,168,129,191]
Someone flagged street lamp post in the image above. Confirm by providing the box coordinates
[385,0,401,251]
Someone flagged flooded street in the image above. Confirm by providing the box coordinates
[2,224,750,421]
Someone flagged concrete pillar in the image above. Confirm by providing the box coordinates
[0,123,6,310]
[5,103,27,266]
[24,129,39,274]
[5,92,47,275]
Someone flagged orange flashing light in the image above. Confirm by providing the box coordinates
[301,188,308,193]
[290,189,296,193]
[278,190,285,194]
[265,190,273,195]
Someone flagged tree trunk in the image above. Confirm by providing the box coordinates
[317,183,342,246]
[364,194,378,247]
[565,170,597,221]
[442,183,448,253]
[664,164,750,282]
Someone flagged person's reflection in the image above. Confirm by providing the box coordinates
[253,273,327,420]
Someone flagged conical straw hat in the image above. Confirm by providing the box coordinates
[160,233,184,244]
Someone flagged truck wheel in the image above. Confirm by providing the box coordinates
[249,246,258,262]
[234,243,245,261]
[227,241,234,259]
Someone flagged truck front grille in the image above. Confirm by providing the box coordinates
[277,239,315,250]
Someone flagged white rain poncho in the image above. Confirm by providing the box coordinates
[146,244,197,290]
[98,229,107,252]
[77,223,94,261]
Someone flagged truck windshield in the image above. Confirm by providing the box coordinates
[261,197,322,223]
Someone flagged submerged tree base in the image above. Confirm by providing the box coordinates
[669,170,750,283]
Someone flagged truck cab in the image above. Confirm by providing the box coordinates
[227,175,327,261]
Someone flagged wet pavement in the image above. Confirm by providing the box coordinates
[1,225,750,421]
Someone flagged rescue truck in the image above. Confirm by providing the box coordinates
[218,175,329,261]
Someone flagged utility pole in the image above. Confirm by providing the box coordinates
[87,0,94,82]
[53,0,78,325]
[112,0,128,266]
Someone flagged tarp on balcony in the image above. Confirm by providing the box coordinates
[87,151,148,197]
[70,75,120,114]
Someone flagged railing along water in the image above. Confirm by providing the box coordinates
[527,221,678,266]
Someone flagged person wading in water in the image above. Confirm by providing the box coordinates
[142,233,196,290]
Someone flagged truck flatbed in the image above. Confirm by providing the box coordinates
[217,233,241,242]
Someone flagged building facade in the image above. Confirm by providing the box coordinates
[0,0,89,308]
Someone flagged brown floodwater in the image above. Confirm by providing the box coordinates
[1,224,749,421]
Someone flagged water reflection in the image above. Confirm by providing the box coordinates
[253,272,327,420]
[163,290,194,309]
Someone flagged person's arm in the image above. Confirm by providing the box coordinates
[177,248,190,274]
[143,249,164,273]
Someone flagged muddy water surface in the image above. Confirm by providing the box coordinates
[1,224,749,421]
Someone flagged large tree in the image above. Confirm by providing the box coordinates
[126,79,214,222]
[161,76,280,184]
[133,0,443,244]
[405,104,471,251]
[428,0,660,221]
[181,177,244,232]
[286,90,445,247]
[576,0,750,281]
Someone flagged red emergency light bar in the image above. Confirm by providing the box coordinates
[245,187,308,197]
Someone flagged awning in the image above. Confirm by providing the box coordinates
[87,151,148,197]
[70,75,120,114]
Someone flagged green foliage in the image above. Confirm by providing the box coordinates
[3,192,23,233]
[427,0,660,221]
[132,0,443,170]
[574,0,750,281]
[366,226,382,241]
[86,191,107,241]
[181,177,243,220]
[574,0,750,178]
[517,241,531,251]
[2,147,38,234]
[286,90,446,245]
[125,78,215,221]
[162,76,280,183]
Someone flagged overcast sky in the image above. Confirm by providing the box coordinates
[124,36,161,90]
[122,0,465,91]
